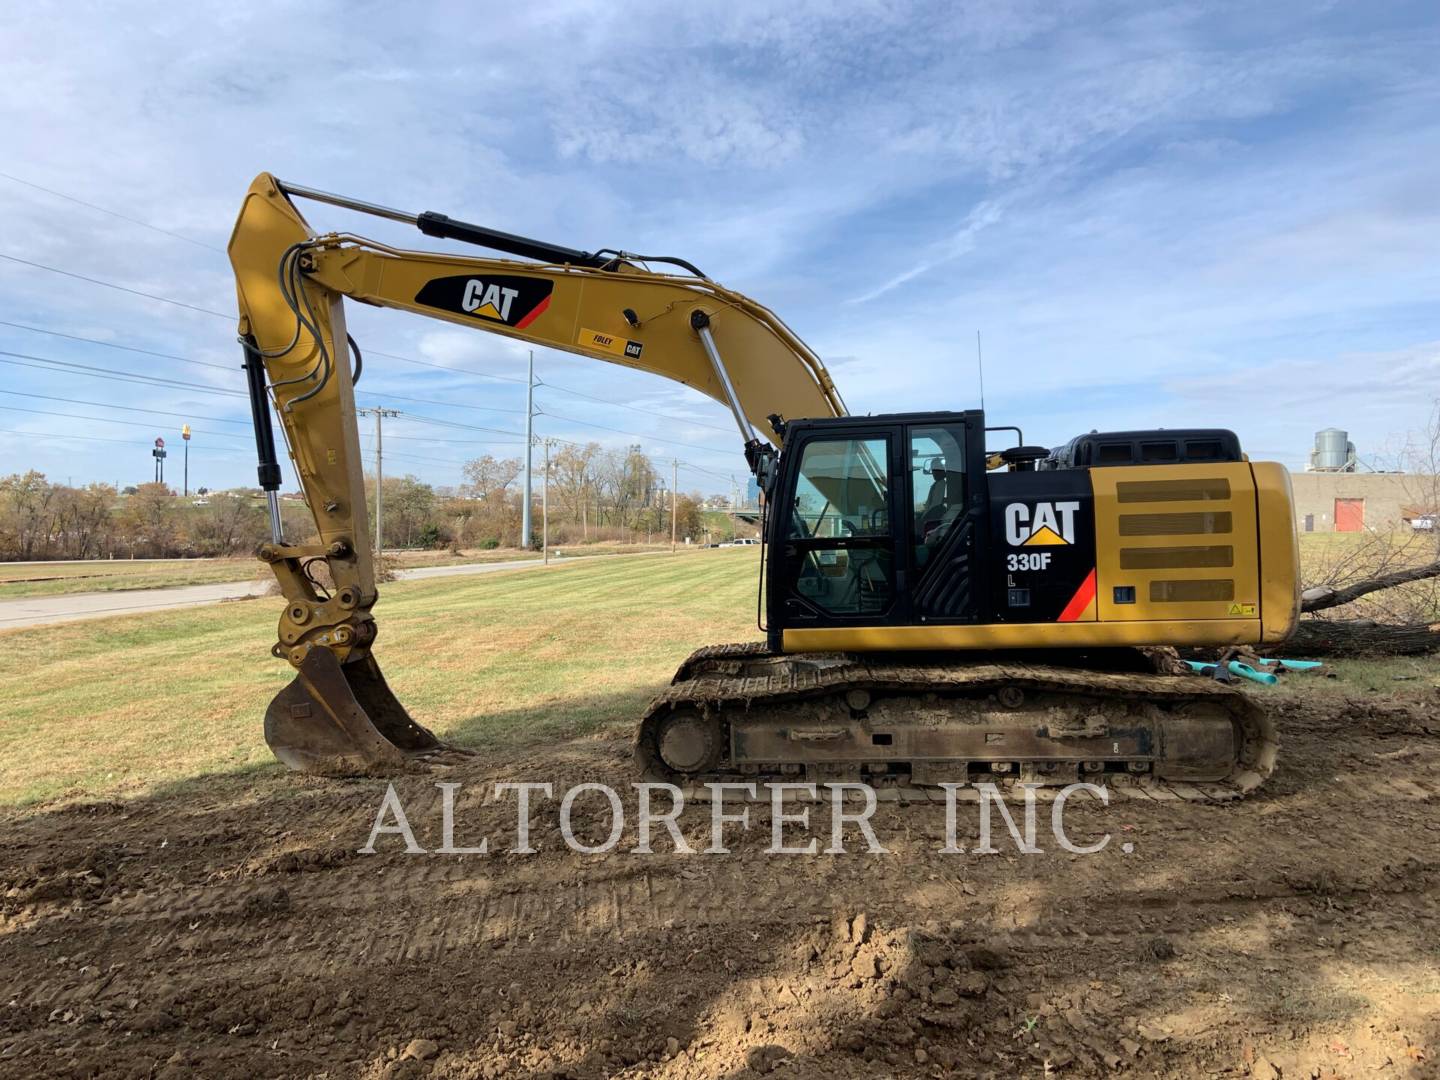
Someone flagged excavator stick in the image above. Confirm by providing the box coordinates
[228,172,844,777]
[263,648,449,774]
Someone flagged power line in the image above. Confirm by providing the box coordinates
[0,426,250,456]
[0,179,730,438]
[363,345,741,439]
[1,312,521,400]
[536,381,735,435]
[367,348,530,385]
[0,254,752,460]
[370,347,738,439]
[358,447,470,469]
[497,426,739,480]
[0,348,243,397]
[0,319,232,370]
[676,459,734,482]
[394,411,531,438]
[358,388,526,417]
[365,419,736,483]
[0,402,251,441]
[0,252,230,318]
[0,255,529,401]
[0,169,766,443]
[537,406,736,455]
[0,388,250,426]
[0,171,223,252]
[0,351,741,476]
[0,382,533,455]
[376,432,529,446]
[0,350,548,451]
[0,258,741,438]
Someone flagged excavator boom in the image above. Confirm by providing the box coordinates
[228,173,843,771]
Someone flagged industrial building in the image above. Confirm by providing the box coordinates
[1287,428,1436,533]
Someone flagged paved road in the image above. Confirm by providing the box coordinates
[0,557,565,630]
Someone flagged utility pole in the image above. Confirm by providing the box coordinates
[671,459,678,552]
[522,351,535,548]
[541,437,552,565]
[181,424,191,497]
[358,406,398,552]
[731,474,740,540]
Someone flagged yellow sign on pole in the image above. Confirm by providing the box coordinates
[181,424,191,440]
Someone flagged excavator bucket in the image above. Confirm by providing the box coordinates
[264,648,450,774]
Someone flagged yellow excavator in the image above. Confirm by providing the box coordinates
[228,174,1298,798]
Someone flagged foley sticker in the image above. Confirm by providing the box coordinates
[578,327,644,360]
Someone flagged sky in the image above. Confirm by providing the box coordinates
[1,0,1437,496]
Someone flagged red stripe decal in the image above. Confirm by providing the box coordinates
[1057,568,1097,622]
[514,294,551,330]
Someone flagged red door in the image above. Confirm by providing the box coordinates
[1335,498,1365,532]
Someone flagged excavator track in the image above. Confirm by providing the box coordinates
[636,643,1277,802]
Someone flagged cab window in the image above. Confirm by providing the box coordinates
[788,437,890,539]
[786,436,892,616]
[910,424,966,569]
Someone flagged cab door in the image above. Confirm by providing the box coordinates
[772,429,902,629]
[906,419,987,623]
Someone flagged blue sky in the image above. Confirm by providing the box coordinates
[1,0,1436,494]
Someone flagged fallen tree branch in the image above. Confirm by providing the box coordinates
[1268,618,1440,658]
[1301,559,1440,613]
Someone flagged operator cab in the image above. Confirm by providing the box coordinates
[767,410,987,638]
[762,412,1249,651]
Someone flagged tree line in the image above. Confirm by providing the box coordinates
[0,472,286,560]
[0,442,731,560]
[452,442,710,550]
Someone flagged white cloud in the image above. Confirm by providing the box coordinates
[0,0,1434,490]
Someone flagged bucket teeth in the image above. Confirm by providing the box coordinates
[264,647,446,774]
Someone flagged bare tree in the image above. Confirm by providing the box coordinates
[0,471,58,559]
[52,483,117,558]
[118,483,178,556]
[1400,397,1440,552]
[453,455,522,546]
[377,475,436,548]
[461,455,522,501]
[551,442,599,535]
[188,492,266,556]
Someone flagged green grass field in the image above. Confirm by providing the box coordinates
[0,549,759,805]
[2,543,1433,808]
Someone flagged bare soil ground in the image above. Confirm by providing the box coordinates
[2,687,1438,1079]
